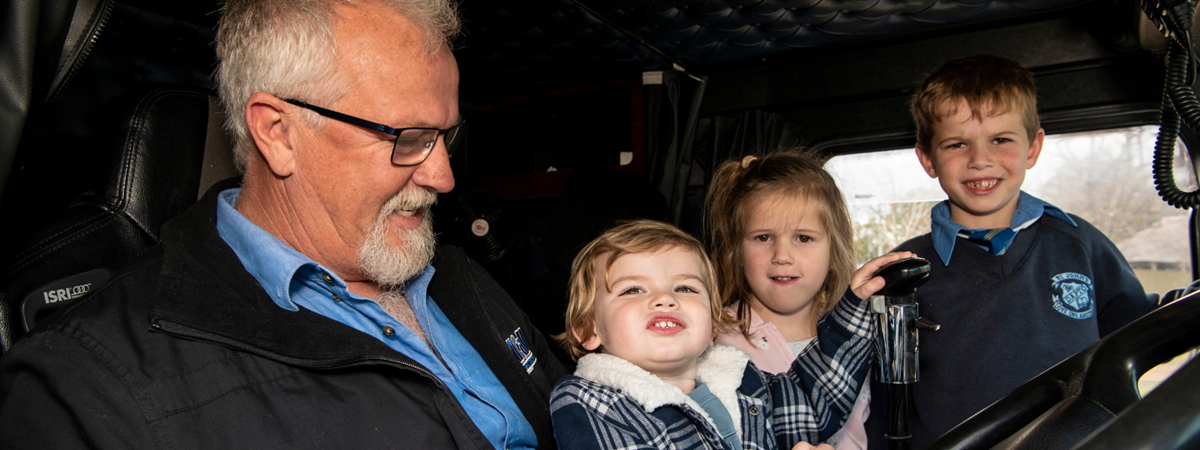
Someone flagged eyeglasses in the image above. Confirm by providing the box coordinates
[283,98,466,167]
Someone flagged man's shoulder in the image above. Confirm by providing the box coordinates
[29,246,167,336]
[428,245,527,317]
[429,245,507,308]
[13,186,229,351]
[2,246,172,387]
[430,245,486,283]
[9,188,261,373]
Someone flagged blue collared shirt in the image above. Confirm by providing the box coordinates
[930,191,1077,266]
[215,188,536,450]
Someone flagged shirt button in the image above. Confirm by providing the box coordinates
[383,326,395,336]
[748,406,760,415]
[322,272,334,283]
[332,294,341,302]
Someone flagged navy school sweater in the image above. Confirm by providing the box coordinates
[865,214,1154,450]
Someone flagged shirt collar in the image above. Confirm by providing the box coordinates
[216,188,326,311]
[930,191,1077,266]
[216,188,438,311]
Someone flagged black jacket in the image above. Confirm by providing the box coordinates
[0,185,568,449]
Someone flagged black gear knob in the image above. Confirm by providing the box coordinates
[875,257,931,297]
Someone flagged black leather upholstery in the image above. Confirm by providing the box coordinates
[1,2,219,248]
[0,0,114,203]
[0,85,233,357]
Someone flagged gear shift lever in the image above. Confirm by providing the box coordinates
[871,257,937,450]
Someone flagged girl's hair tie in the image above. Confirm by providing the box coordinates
[741,155,758,169]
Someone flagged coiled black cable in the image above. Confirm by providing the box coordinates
[1150,1,1200,209]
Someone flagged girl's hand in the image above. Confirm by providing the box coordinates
[791,442,835,450]
[850,251,917,300]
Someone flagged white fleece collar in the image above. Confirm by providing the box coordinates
[574,345,751,438]
[696,344,751,437]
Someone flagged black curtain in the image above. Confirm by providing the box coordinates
[644,72,802,228]
[644,70,707,225]
[652,109,799,236]
[697,109,802,180]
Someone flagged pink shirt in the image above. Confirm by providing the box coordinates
[716,305,871,450]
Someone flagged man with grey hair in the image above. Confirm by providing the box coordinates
[0,0,567,448]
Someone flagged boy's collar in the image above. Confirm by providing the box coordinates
[574,352,710,415]
[929,191,1077,266]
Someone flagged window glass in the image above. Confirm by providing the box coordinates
[825,125,1196,297]
[1139,349,1198,396]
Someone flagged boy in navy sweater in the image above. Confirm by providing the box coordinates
[865,55,1156,449]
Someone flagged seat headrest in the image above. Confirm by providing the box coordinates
[0,85,237,356]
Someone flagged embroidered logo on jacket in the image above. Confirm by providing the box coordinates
[1051,272,1095,319]
[506,328,537,373]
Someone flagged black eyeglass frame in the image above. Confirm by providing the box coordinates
[283,98,465,167]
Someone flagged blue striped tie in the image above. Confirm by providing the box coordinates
[966,227,1016,255]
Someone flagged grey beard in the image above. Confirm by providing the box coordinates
[358,187,438,288]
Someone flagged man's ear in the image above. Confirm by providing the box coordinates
[916,145,938,178]
[1025,128,1046,169]
[245,92,298,177]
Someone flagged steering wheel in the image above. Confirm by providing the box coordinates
[926,290,1200,450]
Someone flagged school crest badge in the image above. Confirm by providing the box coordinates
[1051,272,1095,319]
